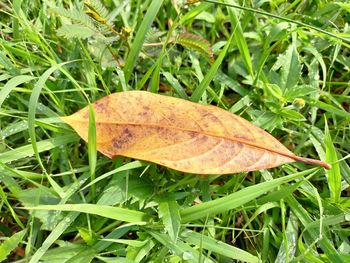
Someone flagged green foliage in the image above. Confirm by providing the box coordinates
[0,0,349,262]
[176,32,214,63]
[0,230,27,261]
[84,0,109,20]
[158,197,181,242]
[57,24,95,39]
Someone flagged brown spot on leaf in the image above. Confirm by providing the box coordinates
[123,127,133,138]
[188,131,197,138]
[95,101,107,113]
[235,134,250,141]
[138,105,151,117]
[112,138,123,150]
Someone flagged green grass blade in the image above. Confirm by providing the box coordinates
[0,229,27,262]
[280,44,301,90]
[29,212,80,263]
[26,204,146,223]
[325,121,341,203]
[125,239,155,262]
[148,231,205,262]
[162,72,189,99]
[0,164,22,195]
[100,239,147,247]
[93,227,130,252]
[116,67,128,91]
[275,212,299,262]
[190,33,234,102]
[0,75,36,108]
[62,247,96,263]
[202,0,350,44]
[136,62,157,90]
[0,186,24,229]
[0,134,78,163]
[158,198,181,242]
[286,195,343,262]
[123,0,164,83]
[180,2,211,25]
[215,70,248,96]
[180,168,318,222]
[149,64,160,93]
[289,192,341,259]
[88,104,97,201]
[81,160,147,190]
[182,230,259,263]
[312,100,350,119]
[28,65,62,171]
[225,0,254,77]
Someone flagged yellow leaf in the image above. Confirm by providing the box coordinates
[62,91,331,174]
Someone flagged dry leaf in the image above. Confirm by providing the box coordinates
[62,91,331,174]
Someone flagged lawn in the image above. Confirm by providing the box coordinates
[0,0,349,262]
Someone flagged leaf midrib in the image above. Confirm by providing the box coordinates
[63,117,297,161]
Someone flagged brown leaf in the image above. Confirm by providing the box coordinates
[61,91,331,174]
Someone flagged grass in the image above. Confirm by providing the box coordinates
[0,0,350,262]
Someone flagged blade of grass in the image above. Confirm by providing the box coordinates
[235,202,279,240]
[180,168,318,222]
[304,212,350,232]
[0,164,22,195]
[286,195,343,262]
[275,212,299,263]
[81,160,147,190]
[88,104,97,201]
[162,72,189,99]
[190,32,234,102]
[123,0,164,83]
[149,63,160,93]
[28,63,72,171]
[12,0,21,40]
[309,100,350,119]
[116,67,128,91]
[148,231,207,262]
[64,248,96,263]
[0,75,36,108]
[158,198,181,242]
[202,0,350,45]
[325,121,341,203]
[0,40,49,66]
[125,239,155,262]
[225,0,254,78]
[29,212,79,263]
[0,134,78,163]
[0,187,24,229]
[149,16,178,94]
[0,229,27,262]
[93,227,130,252]
[78,39,109,94]
[136,62,158,90]
[182,230,259,263]
[180,2,211,25]
[26,204,146,223]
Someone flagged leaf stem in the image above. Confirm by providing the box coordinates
[295,157,332,170]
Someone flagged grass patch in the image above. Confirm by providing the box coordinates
[0,0,349,262]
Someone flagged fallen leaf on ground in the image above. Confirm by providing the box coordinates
[62,91,331,174]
